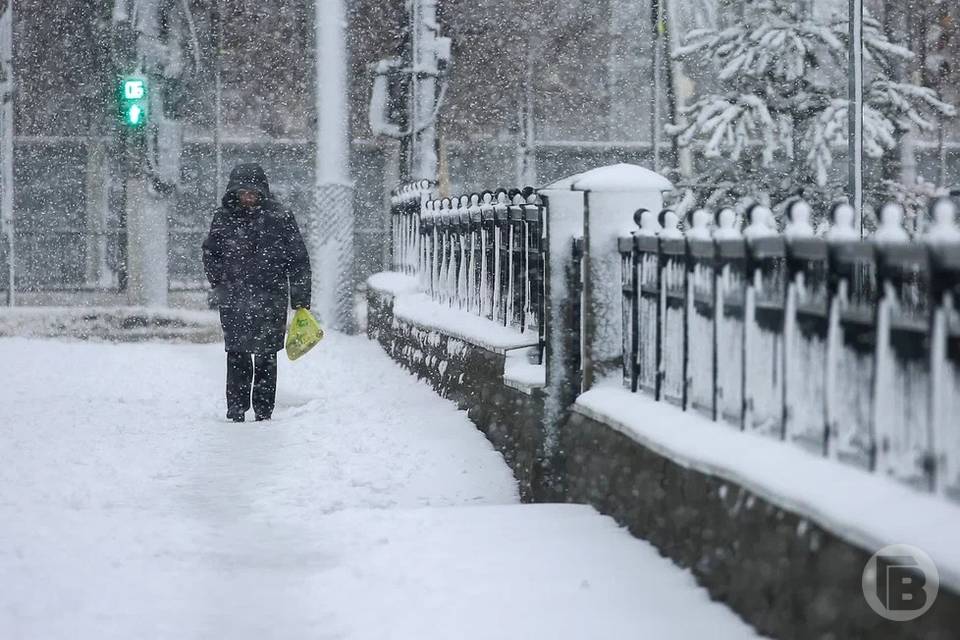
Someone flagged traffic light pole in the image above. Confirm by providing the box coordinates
[122,131,152,306]
[112,6,173,307]
[120,82,168,308]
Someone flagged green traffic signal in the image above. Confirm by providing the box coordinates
[127,104,143,126]
[119,77,148,129]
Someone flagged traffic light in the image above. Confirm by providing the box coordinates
[118,76,148,129]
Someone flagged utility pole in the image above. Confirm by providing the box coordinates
[213,0,223,200]
[410,0,441,181]
[848,0,864,236]
[651,0,664,171]
[314,0,356,332]
[516,18,537,187]
[1,0,14,306]
[367,0,449,183]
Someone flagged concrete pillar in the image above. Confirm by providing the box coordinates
[571,164,672,390]
[538,174,586,445]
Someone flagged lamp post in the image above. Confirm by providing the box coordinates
[213,0,222,200]
[848,0,864,237]
[313,0,355,332]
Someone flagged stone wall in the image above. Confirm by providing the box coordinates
[562,409,960,640]
[368,284,960,640]
[367,290,549,500]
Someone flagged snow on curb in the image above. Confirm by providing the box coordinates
[368,272,538,354]
[574,384,960,593]
[393,294,538,353]
[0,306,221,342]
[503,347,546,394]
[366,271,422,298]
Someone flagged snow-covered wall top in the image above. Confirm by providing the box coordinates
[575,385,960,594]
[367,273,537,353]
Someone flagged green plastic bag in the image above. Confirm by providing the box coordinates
[285,308,324,361]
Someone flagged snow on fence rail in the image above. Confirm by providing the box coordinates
[616,201,960,500]
[388,170,960,502]
[389,181,546,354]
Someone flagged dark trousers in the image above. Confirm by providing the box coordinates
[226,352,278,418]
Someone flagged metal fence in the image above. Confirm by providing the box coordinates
[616,210,960,500]
[388,172,960,502]
[390,181,546,351]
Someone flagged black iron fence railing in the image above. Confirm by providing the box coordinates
[826,241,877,470]
[931,244,960,500]
[686,238,717,420]
[616,217,960,500]
[389,181,545,353]
[784,237,829,454]
[389,174,960,503]
[715,239,747,428]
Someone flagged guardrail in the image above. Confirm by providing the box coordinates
[616,202,960,499]
[389,181,545,353]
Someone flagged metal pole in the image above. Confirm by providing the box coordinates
[120,7,168,308]
[848,0,864,237]
[651,0,663,171]
[411,0,439,181]
[213,0,223,200]
[1,0,14,306]
[409,0,418,181]
[937,122,946,188]
[517,25,536,186]
[314,0,356,332]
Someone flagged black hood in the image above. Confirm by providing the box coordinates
[223,163,271,206]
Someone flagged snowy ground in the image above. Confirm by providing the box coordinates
[0,333,758,639]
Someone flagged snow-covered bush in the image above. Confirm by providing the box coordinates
[667,0,956,220]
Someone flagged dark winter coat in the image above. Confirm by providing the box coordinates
[202,164,311,354]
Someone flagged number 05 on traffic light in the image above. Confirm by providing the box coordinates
[118,77,149,129]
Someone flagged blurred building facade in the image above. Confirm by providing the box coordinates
[0,0,956,304]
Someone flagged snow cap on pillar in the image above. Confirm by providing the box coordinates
[571,163,673,237]
[570,163,673,193]
[539,171,584,192]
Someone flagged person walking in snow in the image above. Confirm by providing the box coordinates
[202,163,312,423]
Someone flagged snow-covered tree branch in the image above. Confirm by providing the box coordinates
[667,0,956,219]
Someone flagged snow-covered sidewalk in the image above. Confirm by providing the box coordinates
[0,333,758,639]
